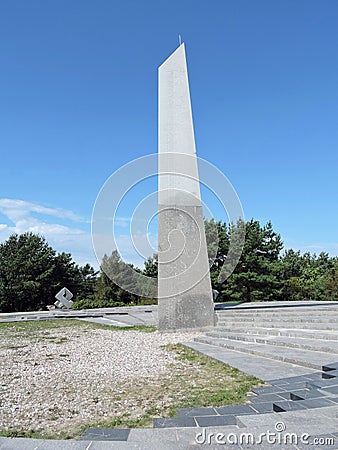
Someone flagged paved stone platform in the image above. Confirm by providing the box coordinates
[0,305,158,327]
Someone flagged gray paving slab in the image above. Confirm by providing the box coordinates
[0,439,89,449]
[322,385,338,395]
[103,314,149,326]
[195,415,237,427]
[194,336,338,369]
[128,428,178,442]
[308,404,338,418]
[273,401,308,412]
[307,378,338,388]
[250,385,288,394]
[249,401,276,413]
[77,317,133,327]
[127,311,157,326]
[183,341,318,381]
[138,442,187,450]
[80,428,130,441]
[153,417,197,428]
[294,388,332,398]
[176,407,217,417]
[247,393,288,403]
[214,404,257,416]
[88,443,139,450]
[297,397,338,408]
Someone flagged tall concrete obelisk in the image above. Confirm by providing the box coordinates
[158,43,215,331]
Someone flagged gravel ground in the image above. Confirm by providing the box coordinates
[0,323,202,436]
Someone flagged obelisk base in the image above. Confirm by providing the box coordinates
[158,292,215,332]
[158,204,215,331]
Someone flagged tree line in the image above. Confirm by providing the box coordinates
[0,220,337,313]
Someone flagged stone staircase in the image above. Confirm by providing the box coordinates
[192,303,338,371]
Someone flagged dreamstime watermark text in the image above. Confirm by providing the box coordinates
[195,422,335,446]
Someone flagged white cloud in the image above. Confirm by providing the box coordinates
[0,198,82,222]
[0,198,98,268]
[0,198,159,270]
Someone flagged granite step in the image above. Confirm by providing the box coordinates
[215,320,338,331]
[194,335,338,370]
[216,306,338,315]
[210,326,338,341]
[205,331,338,354]
[184,340,320,380]
[216,315,338,323]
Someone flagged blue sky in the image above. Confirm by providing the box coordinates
[0,0,337,269]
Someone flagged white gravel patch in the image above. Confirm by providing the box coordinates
[0,324,202,435]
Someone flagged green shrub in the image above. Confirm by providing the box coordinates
[72,298,126,310]
[138,297,158,305]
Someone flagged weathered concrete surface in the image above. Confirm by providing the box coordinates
[157,43,214,331]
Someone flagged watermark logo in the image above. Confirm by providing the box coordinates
[195,422,336,446]
[91,153,245,297]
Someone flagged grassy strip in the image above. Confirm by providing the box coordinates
[71,344,262,439]
[0,318,156,335]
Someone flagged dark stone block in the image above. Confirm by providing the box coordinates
[273,401,307,412]
[215,404,257,416]
[273,381,309,391]
[302,372,325,380]
[153,417,196,428]
[307,379,338,389]
[195,414,237,427]
[289,393,304,401]
[271,375,308,384]
[176,407,217,417]
[288,389,325,400]
[322,370,338,379]
[80,428,130,441]
[249,402,275,413]
[322,362,338,371]
[247,393,286,403]
[321,385,338,395]
[297,398,337,408]
[251,385,287,394]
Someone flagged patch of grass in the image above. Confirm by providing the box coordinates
[163,344,262,409]
[68,344,263,437]
[0,429,75,440]
[0,319,156,336]
[75,414,155,438]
